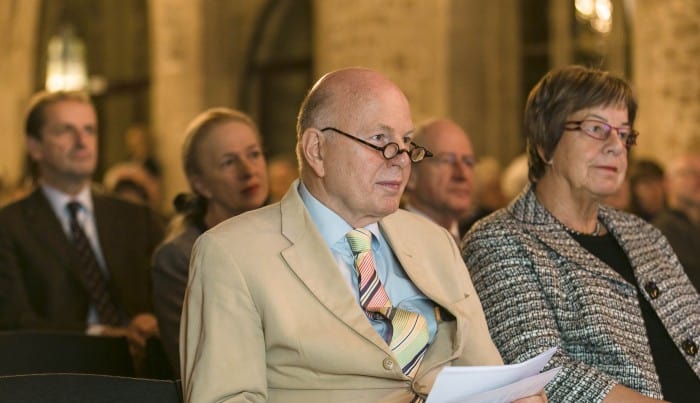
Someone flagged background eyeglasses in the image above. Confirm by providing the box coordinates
[565,119,639,148]
[321,127,433,163]
[428,152,477,168]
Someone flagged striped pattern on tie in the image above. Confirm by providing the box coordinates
[67,201,124,326]
[346,228,429,377]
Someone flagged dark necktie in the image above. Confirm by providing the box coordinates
[66,201,123,326]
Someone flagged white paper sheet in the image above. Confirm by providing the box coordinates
[426,347,560,403]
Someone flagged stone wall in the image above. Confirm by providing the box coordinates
[0,0,40,194]
[633,0,700,163]
[313,0,450,122]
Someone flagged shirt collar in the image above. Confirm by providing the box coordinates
[298,182,381,250]
[41,182,94,216]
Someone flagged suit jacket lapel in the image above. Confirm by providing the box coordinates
[93,194,118,272]
[512,186,631,288]
[278,185,391,351]
[24,189,88,288]
[379,214,462,370]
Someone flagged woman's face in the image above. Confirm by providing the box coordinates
[193,120,269,217]
[546,105,630,200]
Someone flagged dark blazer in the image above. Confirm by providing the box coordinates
[0,187,164,331]
[151,221,203,372]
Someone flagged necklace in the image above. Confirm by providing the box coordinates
[564,220,601,236]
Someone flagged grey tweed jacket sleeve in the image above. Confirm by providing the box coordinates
[461,185,700,402]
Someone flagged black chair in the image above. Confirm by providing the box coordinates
[0,330,134,376]
[143,337,176,379]
[0,373,183,403]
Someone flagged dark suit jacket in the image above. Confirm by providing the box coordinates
[0,187,165,331]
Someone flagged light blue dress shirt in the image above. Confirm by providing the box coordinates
[298,183,437,343]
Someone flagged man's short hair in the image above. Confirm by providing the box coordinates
[24,90,92,140]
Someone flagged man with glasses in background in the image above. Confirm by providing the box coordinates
[404,118,477,242]
[180,67,546,402]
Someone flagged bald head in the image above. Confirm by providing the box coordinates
[407,118,475,231]
[295,67,415,227]
[297,68,409,139]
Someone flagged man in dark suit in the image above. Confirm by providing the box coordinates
[0,90,164,355]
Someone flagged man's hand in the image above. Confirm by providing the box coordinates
[126,312,159,350]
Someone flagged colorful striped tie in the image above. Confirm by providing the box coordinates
[346,228,429,377]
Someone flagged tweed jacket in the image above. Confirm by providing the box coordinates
[0,187,164,331]
[462,184,700,402]
[152,221,204,373]
[180,181,503,402]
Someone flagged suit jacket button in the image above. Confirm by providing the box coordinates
[383,357,394,370]
[644,281,660,299]
[682,339,698,356]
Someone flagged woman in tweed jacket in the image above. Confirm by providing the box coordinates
[462,65,700,402]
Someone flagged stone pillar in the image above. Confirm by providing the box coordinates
[633,0,700,163]
[149,0,264,213]
[313,0,450,122]
[449,0,521,164]
[0,1,40,193]
[149,0,206,213]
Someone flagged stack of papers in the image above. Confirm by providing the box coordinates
[426,347,560,403]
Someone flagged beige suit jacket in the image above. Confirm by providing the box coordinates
[181,182,502,402]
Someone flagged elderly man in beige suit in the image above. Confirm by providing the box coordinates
[180,67,546,402]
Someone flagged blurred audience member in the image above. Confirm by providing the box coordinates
[151,108,269,373]
[124,123,162,180]
[501,153,530,201]
[628,158,666,221]
[267,153,298,202]
[653,151,700,290]
[604,174,631,210]
[404,118,475,241]
[103,161,161,209]
[458,156,508,235]
[0,90,164,365]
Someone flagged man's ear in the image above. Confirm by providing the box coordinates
[26,136,43,162]
[300,128,326,178]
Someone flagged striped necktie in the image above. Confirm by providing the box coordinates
[346,228,429,377]
[67,201,124,326]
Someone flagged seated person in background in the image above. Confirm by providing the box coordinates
[653,150,700,291]
[460,156,508,235]
[267,153,298,203]
[628,158,666,221]
[404,118,477,241]
[462,65,700,402]
[602,173,631,210]
[0,90,164,361]
[103,160,161,210]
[151,108,269,373]
[500,153,529,202]
[180,67,546,402]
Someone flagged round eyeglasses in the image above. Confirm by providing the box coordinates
[321,127,433,163]
[564,119,639,149]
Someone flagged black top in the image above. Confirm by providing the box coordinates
[573,231,700,402]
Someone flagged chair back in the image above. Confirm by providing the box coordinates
[0,373,183,403]
[0,330,134,376]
